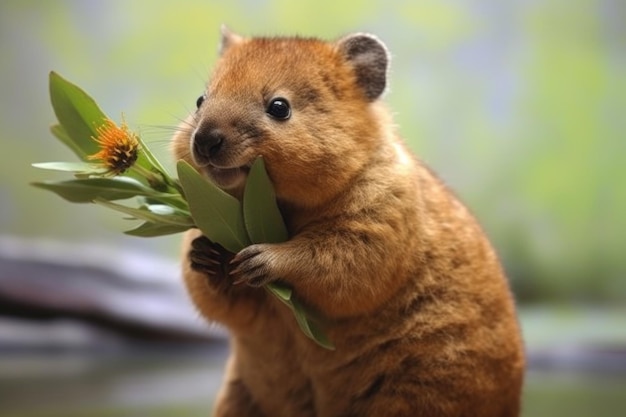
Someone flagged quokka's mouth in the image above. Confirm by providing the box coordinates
[203,164,249,190]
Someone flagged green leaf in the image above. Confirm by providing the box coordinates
[49,71,107,159]
[135,136,170,180]
[266,283,293,302]
[243,157,334,349]
[141,194,190,212]
[264,285,335,350]
[143,204,177,216]
[292,298,335,350]
[307,320,335,350]
[32,161,96,172]
[31,177,158,203]
[124,221,192,237]
[32,161,106,176]
[242,157,334,350]
[94,199,195,226]
[176,160,251,253]
[243,157,288,244]
[50,124,85,158]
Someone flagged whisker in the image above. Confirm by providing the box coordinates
[129,103,201,157]
[142,125,195,133]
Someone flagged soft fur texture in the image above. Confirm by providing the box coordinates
[172,28,525,417]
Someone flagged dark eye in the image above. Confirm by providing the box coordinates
[266,98,291,120]
[196,94,206,109]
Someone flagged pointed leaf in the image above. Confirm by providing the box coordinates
[49,71,106,159]
[141,194,190,212]
[242,157,333,349]
[124,221,192,237]
[32,161,106,175]
[50,124,86,157]
[143,204,177,216]
[291,298,335,350]
[134,135,170,179]
[31,177,157,203]
[266,283,293,302]
[176,160,250,253]
[94,199,195,226]
[243,157,288,244]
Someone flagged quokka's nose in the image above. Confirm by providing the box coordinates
[193,127,225,162]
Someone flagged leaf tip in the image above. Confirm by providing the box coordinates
[49,71,62,84]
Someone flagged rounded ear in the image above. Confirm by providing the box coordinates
[336,33,389,101]
[219,25,243,55]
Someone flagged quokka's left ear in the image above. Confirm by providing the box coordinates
[335,33,390,101]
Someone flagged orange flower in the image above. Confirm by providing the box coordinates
[89,117,140,175]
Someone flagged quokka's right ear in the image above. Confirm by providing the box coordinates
[219,25,243,55]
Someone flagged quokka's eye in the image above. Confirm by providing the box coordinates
[266,98,291,120]
[196,94,206,109]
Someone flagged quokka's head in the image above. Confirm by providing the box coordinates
[173,26,390,208]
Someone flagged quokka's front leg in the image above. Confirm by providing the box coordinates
[181,229,267,328]
[228,219,413,319]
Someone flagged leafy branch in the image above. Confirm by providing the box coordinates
[31,72,334,350]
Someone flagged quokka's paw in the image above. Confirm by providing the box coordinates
[189,235,235,279]
[229,244,280,288]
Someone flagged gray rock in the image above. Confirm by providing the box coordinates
[0,235,225,350]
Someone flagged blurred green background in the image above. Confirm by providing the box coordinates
[1,1,625,416]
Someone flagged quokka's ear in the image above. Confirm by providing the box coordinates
[219,24,243,55]
[335,33,390,101]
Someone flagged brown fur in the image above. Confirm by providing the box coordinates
[173,27,524,417]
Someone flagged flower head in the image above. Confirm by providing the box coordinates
[89,117,140,175]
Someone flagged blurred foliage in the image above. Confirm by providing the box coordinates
[523,371,626,417]
[1,0,624,303]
